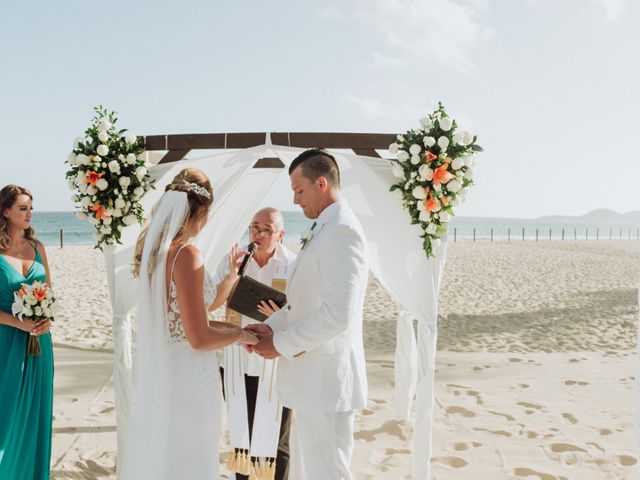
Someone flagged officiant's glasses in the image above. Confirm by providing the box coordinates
[248,224,280,238]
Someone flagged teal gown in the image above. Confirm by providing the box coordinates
[0,242,53,479]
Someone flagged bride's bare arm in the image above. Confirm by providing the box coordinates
[174,245,243,350]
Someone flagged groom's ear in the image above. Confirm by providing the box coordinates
[316,176,329,193]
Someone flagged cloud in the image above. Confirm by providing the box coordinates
[593,0,626,20]
[356,0,494,73]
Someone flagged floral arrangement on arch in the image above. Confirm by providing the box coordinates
[65,106,154,250]
[389,102,483,257]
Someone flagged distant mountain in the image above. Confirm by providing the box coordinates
[540,209,640,223]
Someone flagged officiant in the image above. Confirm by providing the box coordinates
[214,207,296,480]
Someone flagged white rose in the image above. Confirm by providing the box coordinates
[388,143,399,154]
[419,116,432,130]
[119,177,131,188]
[125,132,137,144]
[96,178,109,191]
[112,208,123,218]
[123,214,137,226]
[87,185,97,195]
[70,194,79,203]
[135,166,148,180]
[126,153,136,165]
[465,168,474,180]
[439,117,452,131]
[396,134,404,142]
[412,186,427,200]
[67,152,77,165]
[438,136,449,150]
[453,133,464,145]
[462,132,474,146]
[115,197,126,209]
[108,160,120,173]
[24,306,33,317]
[77,154,89,165]
[98,131,109,142]
[98,120,112,132]
[419,165,434,181]
[102,216,112,226]
[73,136,84,149]
[440,212,451,223]
[426,223,437,235]
[67,178,76,190]
[419,210,431,223]
[76,211,87,220]
[447,179,462,193]
[451,158,465,170]
[35,306,42,317]
[27,294,37,306]
[133,186,145,198]
[423,136,436,147]
[97,144,109,157]
[410,155,421,165]
[396,150,409,162]
[392,163,405,179]
[465,155,475,167]
[100,225,112,235]
[409,144,421,155]
[433,182,442,192]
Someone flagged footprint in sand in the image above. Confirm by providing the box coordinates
[473,427,512,438]
[519,383,530,389]
[513,467,564,480]
[617,455,637,466]
[561,413,577,425]
[509,357,523,363]
[453,442,482,451]
[446,406,476,418]
[599,428,612,436]
[354,420,409,442]
[564,380,589,386]
[431,456,468,468]
[518,401,543,415]
[370,398,386,405]
[489,410,515,422]
[361,408,375,416]
[549,443,586,453]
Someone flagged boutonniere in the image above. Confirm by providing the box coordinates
[300,229,313,250]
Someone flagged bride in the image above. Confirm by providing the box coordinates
[121,168,258,479]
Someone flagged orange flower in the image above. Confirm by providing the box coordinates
[17,285,28,297]
[433,165,453,185]
[34,286,48,302]
[86,171,103,185]
[443,157,452,164]
[441,196,449,207]
[426,196,441,213]
[90,204,107,220]
[425,151,438,162]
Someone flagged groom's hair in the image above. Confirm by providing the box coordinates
[289,148,340,188]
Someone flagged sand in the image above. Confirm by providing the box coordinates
[46,240,640,479]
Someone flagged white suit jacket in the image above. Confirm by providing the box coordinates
[266,199,369,413]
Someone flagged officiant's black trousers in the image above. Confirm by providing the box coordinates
[220,368,292,480]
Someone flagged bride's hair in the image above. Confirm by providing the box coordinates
[132,168,213,277]
[0,184,36,251]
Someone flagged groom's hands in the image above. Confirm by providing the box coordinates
[245,323,281,359]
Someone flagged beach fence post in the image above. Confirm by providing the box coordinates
[491,228,494,242]
[535,228,538,241]
[454,228,457,243]
[596,228,599,240]
[522,227,525,241]
[562,228,565,240]
[574,228,577,240]
[508,228,511,242]
[473,228,476,242]
[549,228,552,240]
[586,228,589,241]
[59,229,63,249]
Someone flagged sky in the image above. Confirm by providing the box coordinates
[1,0,638,218]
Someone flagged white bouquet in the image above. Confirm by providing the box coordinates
[11,281,56,356]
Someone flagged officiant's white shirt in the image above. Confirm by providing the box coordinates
[266,199,369,413]
[214,242,296,376]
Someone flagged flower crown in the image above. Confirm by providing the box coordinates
[181,180,211,199]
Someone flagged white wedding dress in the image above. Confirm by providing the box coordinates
[122,191,224,480]
[164,243,222,479]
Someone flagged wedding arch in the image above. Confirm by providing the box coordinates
[104,131,448,479]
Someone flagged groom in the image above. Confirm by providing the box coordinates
[247,148,369,479]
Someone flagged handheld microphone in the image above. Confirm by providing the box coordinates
[237,242,257,276]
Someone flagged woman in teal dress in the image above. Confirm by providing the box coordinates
[0,184,54,480]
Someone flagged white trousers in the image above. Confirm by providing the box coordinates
[290,410,355,480]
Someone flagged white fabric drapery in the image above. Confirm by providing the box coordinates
[104,143,447,479]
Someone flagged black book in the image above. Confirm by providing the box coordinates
[227,276,287,322]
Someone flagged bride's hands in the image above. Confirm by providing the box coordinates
[236,328,259,346]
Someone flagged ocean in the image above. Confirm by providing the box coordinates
[31,211,640,247]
